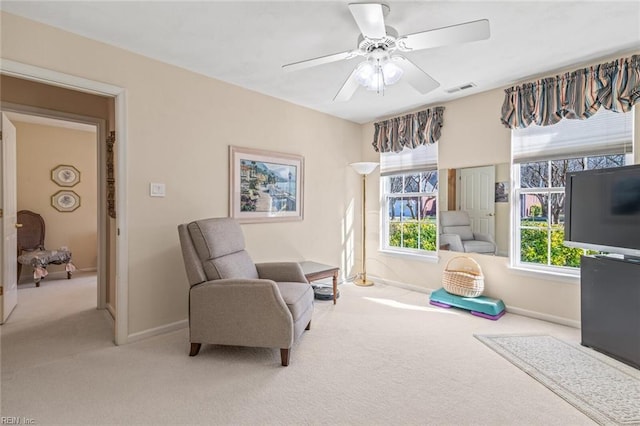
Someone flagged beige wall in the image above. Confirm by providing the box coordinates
[362,53,640,326]
[1,12,362,335]
[15,122,98,277]
[3,10,637,333]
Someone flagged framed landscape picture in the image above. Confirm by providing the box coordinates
[229,146,304,223]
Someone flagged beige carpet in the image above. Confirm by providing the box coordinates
[1,273,597,425]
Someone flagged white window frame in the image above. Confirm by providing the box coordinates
[380,171,439,258]
[510,108,634,275]
[512,158,603,276]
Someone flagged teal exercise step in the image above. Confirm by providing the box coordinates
[429,287,505,320]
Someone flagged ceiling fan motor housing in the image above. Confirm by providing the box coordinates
[357,26,399,54]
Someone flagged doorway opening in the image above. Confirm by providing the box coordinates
[1,64,127,345]
[2,107,110,325]
[10,111,101,291]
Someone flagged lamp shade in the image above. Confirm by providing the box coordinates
[354,56,404,92]
[382,58,403,85]
[350,162,379,175]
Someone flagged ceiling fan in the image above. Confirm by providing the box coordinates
[282,2,490,101]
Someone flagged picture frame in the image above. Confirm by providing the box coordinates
[229,146,304,223]
[51,164,80,187]
[52,190,81,212]
[495,181,509,203]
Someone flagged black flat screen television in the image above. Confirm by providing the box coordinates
[564,164,640,258]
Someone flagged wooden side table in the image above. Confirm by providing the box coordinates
[299,261,340,305]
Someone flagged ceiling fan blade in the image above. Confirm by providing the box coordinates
[348,3,388,39]
[283,50,359,72]
[394,56,440,94]
[333,68,361,102]
[398,19,490,52]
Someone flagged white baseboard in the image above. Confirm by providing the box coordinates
[101,307,115,325]
[505,306,580,329]
[368,275,432,294]
[18,267,97,284]
[126,319,188,344]
[370,274,580,329]
[106,303,116,319]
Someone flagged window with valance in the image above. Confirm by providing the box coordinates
[374,107,444,257]
[501,54,639,129]
[504,54,637,274]
[372,107,445,153]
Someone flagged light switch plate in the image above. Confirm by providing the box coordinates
[150,182,166,197]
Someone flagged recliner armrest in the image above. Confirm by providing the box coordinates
[440,234,464,252]
[189,278,294,348]
[255,262,308,283]
[191,279,291,319]
[191,278,286,303]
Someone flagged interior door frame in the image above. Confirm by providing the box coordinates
[0,59,129,345]
[1,112,18,322]
[3,103,107,310]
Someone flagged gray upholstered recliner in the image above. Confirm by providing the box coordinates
[440,210,497,255]
[177,217,314,366]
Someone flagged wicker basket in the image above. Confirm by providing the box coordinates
[442,256,484,297]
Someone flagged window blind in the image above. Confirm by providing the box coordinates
[512,108,633,163]
[380,143,438,176]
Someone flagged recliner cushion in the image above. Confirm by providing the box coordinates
[442,225,474,241]
[203,251,259,280]
[187,218,246,260]
[440,211,471,227]
[462,240,495,253]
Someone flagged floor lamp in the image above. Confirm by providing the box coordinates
[350,162,379,286]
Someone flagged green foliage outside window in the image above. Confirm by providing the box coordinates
[529,204,542,217]
[389,221,437,251]
[520,221,584,267]
[517,154,625,269]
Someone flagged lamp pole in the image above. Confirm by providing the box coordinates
[349,162,378,287]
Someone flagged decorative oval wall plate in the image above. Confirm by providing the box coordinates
[51,164,80,187]
[51,190,81,212]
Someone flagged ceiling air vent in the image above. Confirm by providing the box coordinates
[445,83,476,94]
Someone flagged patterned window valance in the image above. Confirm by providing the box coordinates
[501,54,640,129]
[372,107,445,153]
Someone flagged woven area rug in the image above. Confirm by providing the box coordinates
[475,334,640,426]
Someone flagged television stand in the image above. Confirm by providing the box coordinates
[580,255,640,369]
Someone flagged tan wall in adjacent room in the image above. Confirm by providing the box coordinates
[0,75,112,119]
[15,121,98,279]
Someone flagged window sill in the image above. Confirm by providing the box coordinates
[378,248,439,263]
[508,264,580,284]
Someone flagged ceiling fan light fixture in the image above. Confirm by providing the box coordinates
[365,71,384,92]
[381,57,403,85]
[354,60,376,87]
[354,56,403,93]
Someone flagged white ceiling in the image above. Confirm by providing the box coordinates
[2,1,639,124]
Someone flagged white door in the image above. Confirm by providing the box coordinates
[458,165,495,238]
[1,112,18,323]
